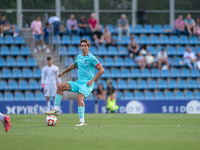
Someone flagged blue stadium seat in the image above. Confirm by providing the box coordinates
[111,68,121,77]
[135,91,144,99]
[196,46,200,53]
[148,79,157,88]
[104,57,114,67]
[13,68,22,78]
[15,36,25,44]
[180,35,189,44]
[112,35,118,42]
[96,80,107,89]
[134,25,143,33]
[72,35,80,44]
[0,57,6,67]
[82,35,91,43]
[131,68,140,77]
[65,57,73,67]
[144,24,153,33]
[101,68,110,78]
[191,69,199,77]
[25,92,35,101]
[160,35,169,44]
[124,57,134,67]
[6,57,16,67]
[177,46,185,55]
[89,46,98,55]
[189,36,198,44]
[116,91,123,100]
[158,79,167,88]
[178,79,187,88]
[59,46,67,55]
[147,46,157,55]
[33,68,41,78]
[2,68,12,78]
[151,68,160,77]
[163,25,172,31]
[111,80,117,88]
[15,92,24,101]
[124,91,133,100]
[21,46,31,55]
[27,57,37,66]
[171,68,180,77]
[8,80,18,90]
[117,79,127,89]
[29,80,39,89]
[17,57,26,67]
[168,79,177,88]
[195,91,200,99]
[173,57,183,66]
[1,46,10,55]
[132,35,140,44]
[23,68,32,78]
[144,91,154,99]
[0,92,3,101]
[121,68,131,77]
[10,46,20,55]
[167,46,176,55]
[168,57,173,65]
[53,35,61,44]
[128,79,137,89]
[5,35,14,44]
[0,36,4,44]
[138,79,147,89]
[118,46,128,55]
[161,69,170,77]
[188,79,197,88]
[141,68,150,77]
[190,46,196,53]
[157,45,165,52]
[150,35,160,44]
[35,92,46,100]
[170,35,179,44]
[0,80,8,90]
[19,80,28,90]
[62,35,71,44]
[98,46,107,55]
[175,91,184,99]
[165,91,174,99]
[198,80,200,88]
[108,46,117,55]
[181,68,190,77]
[114,57,124,67]
[155,91,164,99]
[121,36,130,44]
[141,35,150,44]
[4,92,14,101]
[71,69,78,78]
[154,24,163,33]
[68,46,77,55]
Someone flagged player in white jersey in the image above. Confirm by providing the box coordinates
[42,57,61,111]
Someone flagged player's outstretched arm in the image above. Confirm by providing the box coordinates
[58,63,77,78]
[87,64,104,86]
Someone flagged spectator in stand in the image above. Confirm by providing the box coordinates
[88,13,98,37]
[128,37,139,58]
[117,14,130,41]
[66,14,78,36]
[106,81,115,98]
[183,47,197,68]
[145,51,157,68]
[157,49,169,70]
[184,14,196,35]
[43,22,51,53]
[78,15,89,36]
[174,15,186,37]
[136,52,146,69]
[103,26,112,47]
[195,18,200,35]
[0,14,18,38]
[96,84,106,100]
[93,25,105,47]
[48,16,61,35]
[196,52,200,69]
[31,16,44,53]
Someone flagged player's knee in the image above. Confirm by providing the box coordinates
[57,84,62,91]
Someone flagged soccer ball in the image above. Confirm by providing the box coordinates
[45,115,57,126]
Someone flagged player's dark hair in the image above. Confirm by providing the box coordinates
[47,57,52,61]
[1,14,5,17]
[80,39,90,47]
[45,22,50,26]
[35,15,40,19]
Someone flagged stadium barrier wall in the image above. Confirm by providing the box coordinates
[0,100,200,114]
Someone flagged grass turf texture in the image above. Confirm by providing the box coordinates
[0,114,200,150]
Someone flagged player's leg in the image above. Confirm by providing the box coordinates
[46,97,51,111]
[0,112,11,132]
[76,93,86,126]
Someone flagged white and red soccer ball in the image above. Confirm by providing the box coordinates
[45,115,57,126]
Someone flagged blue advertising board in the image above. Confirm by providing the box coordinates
[0,101,70,114]
[73,100,95,113]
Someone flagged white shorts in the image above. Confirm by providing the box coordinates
[44,84,57,97]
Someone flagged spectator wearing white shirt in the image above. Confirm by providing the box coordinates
[146,52,157,68]
[48,16,61,35]
[157,49,169,70]
[183,47,197,68]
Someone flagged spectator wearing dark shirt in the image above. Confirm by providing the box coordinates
[128,37,139,58]
[66,14,78,36]
[43,22,51,53]
[78,15,89,36]
[93,25,105,47]
[117,14,130,41]
[106,81,115,98]
[96,84,106,100]
[0,14,18,37]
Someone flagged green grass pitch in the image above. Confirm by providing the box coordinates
[0,114,200,150]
